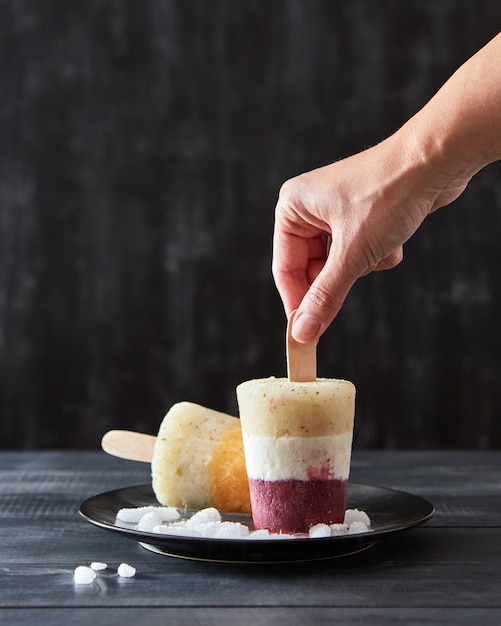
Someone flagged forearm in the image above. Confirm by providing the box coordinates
[402,33,501,192]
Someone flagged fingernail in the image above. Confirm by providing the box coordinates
[292,312,321,343]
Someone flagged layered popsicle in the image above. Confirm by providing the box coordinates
[236,377,356,534]
[151,402,251,513]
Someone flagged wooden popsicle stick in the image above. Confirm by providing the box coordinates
[286,310,317,382]
[101,430,156,463]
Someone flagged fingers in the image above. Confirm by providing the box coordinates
[272,233,312,317]
[272,224,329,317]
[290,245,404,344]
[272,158,410,343]
[291,252,357,343]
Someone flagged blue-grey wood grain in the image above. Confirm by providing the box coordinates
[2,450,501,625]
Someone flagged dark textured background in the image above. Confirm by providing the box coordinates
[1,0,500,450]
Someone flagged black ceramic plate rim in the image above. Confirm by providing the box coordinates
[79,482,434,563]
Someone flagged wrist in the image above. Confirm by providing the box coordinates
[393,113,479,213]
[400,34,501,190]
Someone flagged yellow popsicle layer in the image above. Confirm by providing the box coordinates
[151,402,251,513]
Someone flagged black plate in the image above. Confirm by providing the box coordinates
[79,483,434,563]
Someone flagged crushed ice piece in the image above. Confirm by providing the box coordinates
[213,521,249,539]
[344,508,371,528]
[116,506,159,523]
[74,565,97,585]
[309,523,331,538]
[348,520,370,534]
[186,507,222,528]
[157,507,181,522]
[117,563,136,578]
[193,521,222,537]
[124,504,372,540]
[247,529,271,539]
[329,523,349,536]
[151,524,174,535]
[90,562,107,571]
[167,520,187,528]
[137,510,163,532]
[153,524,201,537]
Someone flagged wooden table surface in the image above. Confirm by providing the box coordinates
[2,450,501,625]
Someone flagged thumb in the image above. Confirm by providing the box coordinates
[291,256,356,343]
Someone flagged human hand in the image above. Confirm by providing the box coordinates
[273,34,501,344]
[272,131,469,343]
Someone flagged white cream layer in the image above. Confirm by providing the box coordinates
[242,432,353,482]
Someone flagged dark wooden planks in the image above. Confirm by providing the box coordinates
[1,608,501,626]
[2,531,501,609]
[3,450,501,525]
[1,450,501,619]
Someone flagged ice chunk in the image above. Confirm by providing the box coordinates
[309,523,331,538]
[152,524,174,535]
[213,521,249,539]
[247,529,271,539]
[74,566,97,585]
[117,563,136,578]
[166,520,187,528]
[137,510,163,532]
[347,520,370,534]
[193,521,222,537]
[329,523,348,536]
[153,524,201,537]
[90,562,107,571]
[157,507,181,522]
[117,505,181,525]
[344,508,371,527]
[116,506,159,523]
[186,507,222,528]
